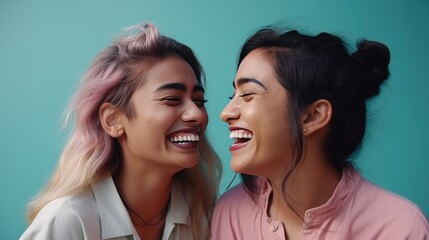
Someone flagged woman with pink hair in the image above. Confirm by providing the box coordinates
[20,23,222,240]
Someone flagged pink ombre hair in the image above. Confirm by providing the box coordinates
[27,23,222,239]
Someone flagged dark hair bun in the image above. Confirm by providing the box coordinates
[351,40,390,99]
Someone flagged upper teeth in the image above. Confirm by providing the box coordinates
[170,134,200,142]
[229,130,253,139]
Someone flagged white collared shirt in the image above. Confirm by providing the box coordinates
[20,176,197,240]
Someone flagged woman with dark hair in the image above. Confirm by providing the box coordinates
[211,27,429,239]
[20,23,222,240]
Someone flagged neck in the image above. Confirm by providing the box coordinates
[268,149,341,220]
[113,164,173,225]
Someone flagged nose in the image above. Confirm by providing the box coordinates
[220,100,240,123]
[181,100,207,125]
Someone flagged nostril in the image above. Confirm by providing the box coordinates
[225,117,235,123]
[182,104,208,123]
[221,107,240,122]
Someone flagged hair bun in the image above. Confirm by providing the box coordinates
[351,40,390,99]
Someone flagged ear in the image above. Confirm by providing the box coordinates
[99,102,124,138]
[301,99,332,136]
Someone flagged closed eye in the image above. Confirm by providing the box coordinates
[239,93,254,97]
[161,97,182,106]
[239,93,254,101]
[193,99,208,107]
[162,97,181,102]
[228,93,254,100]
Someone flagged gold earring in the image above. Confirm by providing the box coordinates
[303,128,307,134]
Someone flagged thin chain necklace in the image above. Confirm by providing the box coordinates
[123,200,169,227]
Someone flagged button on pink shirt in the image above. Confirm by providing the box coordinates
[211,167,429,239]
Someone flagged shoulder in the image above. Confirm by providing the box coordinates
[214,184,257,213]
[214,178,272,213]
[211,183,266,239]
[20,190,100,240]
[353,179,429,237]
[358,179,426,218]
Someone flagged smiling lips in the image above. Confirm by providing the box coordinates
[229,129,253,151]
[169,133,200,143]
[168,132,200,149]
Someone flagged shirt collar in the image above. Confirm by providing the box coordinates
[167,180,191,225]
[163,180,191,238]
[91,176,136,239]
[91,176,191,239]
[260,167,363,227]
[304,166,363,226]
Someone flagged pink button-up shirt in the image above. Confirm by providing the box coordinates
[211,167,429,239]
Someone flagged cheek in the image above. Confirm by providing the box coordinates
[252,102,291,152]
[243,105,260,122]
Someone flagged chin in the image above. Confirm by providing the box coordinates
[231,156,265,176]
[178,157,199,169]
[230,158,250,173]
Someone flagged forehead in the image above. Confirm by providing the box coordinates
[143,56,199,89]
[235,49,277,87]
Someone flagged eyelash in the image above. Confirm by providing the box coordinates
[163,97,180,102]
[228,93,254,100]
[162,97,208,107]
[193,99,208,107]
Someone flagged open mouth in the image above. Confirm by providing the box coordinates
[168,133,200,145]
[229,130,253,144]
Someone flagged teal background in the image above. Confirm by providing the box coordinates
[1,0,428,238]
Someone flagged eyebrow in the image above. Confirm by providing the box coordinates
[232,78,267,90]
[193,85,205,93]
[155,82,205,93]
